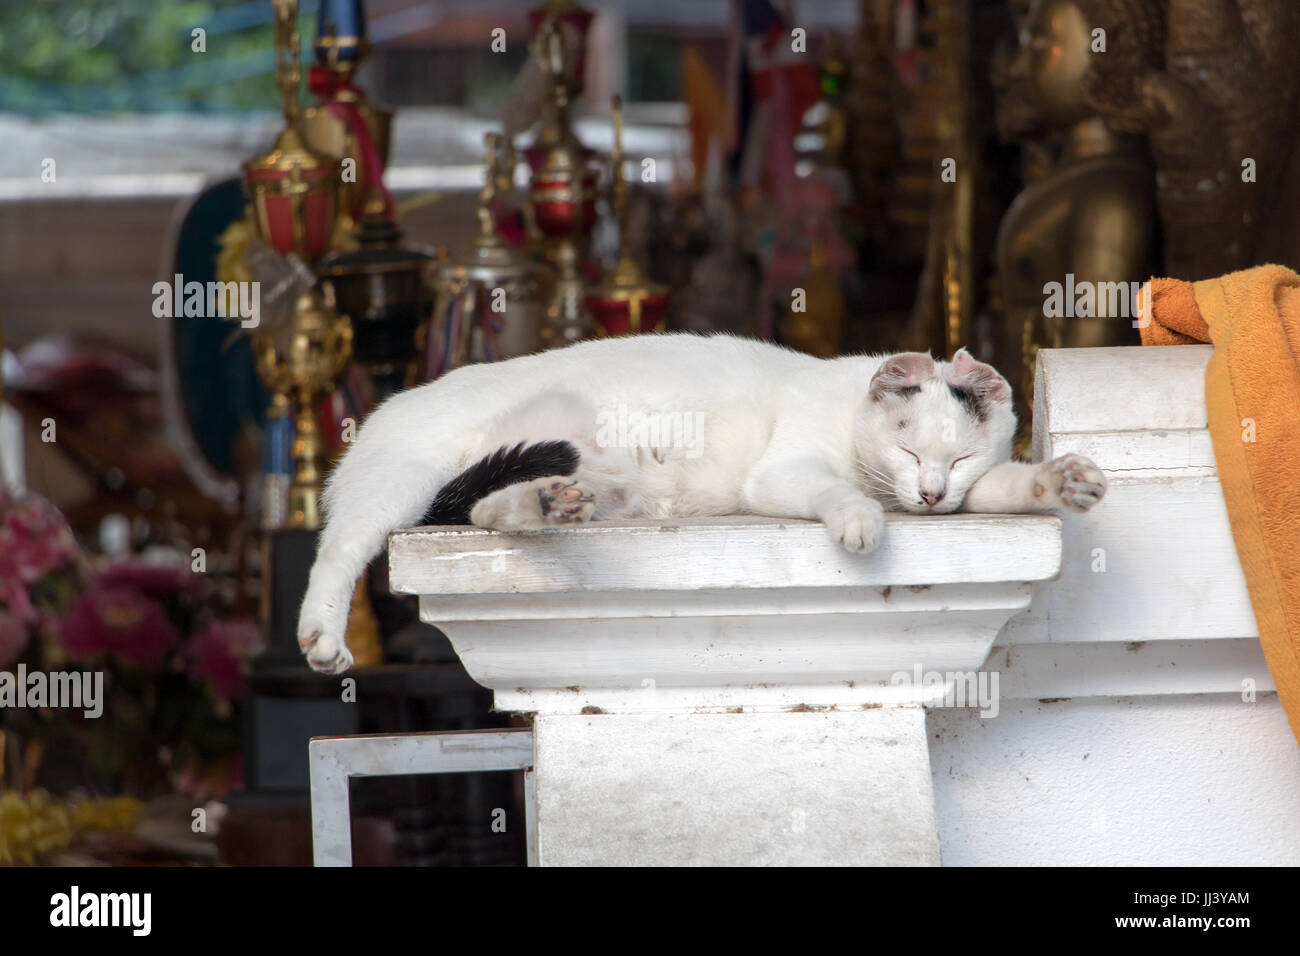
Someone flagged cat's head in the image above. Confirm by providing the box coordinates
[855,348,1016,514]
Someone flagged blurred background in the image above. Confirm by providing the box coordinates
[1,0,1297,865]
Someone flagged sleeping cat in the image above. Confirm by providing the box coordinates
[297,333,1106,673]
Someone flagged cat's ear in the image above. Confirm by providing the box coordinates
[946,347,1011,408]
[869,352,935,401]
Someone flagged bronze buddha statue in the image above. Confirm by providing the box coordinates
[994,0,1162,437]
[1130,0,1300,280]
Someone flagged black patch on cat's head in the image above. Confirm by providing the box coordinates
[949,384,985,421]
[944,347,1012,421]
[899,385,921,397]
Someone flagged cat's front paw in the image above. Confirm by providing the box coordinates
[823,496,886,554]
[1034,454,1107,513]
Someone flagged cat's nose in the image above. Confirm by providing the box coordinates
[921,490,945,507]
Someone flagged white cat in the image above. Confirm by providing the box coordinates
[297,333,1105,673]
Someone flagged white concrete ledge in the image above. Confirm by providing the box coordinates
[390,514,1062,594]
[389,514,1062,714]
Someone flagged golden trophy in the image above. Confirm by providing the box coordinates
[242,0,356,531]
[240,0,381,669]
[428,133,550,374]
[251,290,353,533]
[243,0,342,267]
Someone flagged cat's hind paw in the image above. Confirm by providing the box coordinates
[1035,454,1107,513]
[299,625,354,674]
[471,475,595,530]
[537,477,596,524]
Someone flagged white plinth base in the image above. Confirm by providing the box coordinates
[389,514,1060,866]
[532,707,939,866]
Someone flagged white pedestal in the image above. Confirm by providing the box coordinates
[389,513,1062,866]
[532,708,938,866]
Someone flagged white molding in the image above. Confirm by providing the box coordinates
[390,513,1062,594]
[390,514,1062,714]
[987,639,1274,701]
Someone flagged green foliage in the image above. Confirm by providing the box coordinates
[626,32,682,103]
[0,0,284,113]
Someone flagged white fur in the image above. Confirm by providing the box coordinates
[297,333,1105,672]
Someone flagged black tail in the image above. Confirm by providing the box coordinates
[420,440,581,525]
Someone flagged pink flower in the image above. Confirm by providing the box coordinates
[0,491,78,589]
[185,619,262,699]
[0,577,35,622]
[95,559,194,597]
[0,607,30,668]
[60,586,179,669]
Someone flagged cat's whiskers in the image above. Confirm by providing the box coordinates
[857,454,913,503]
[854,461,904,510]
[855,460,894,488]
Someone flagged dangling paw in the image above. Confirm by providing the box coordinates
[1034,454,1107,513]
[298,624,354,674]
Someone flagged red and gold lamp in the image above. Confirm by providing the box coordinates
[526,0,594,80]
[525,8,598,240]
[587,96,668,337]
[524,8,600,347]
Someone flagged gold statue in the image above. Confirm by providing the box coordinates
[994,0,1159,438]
